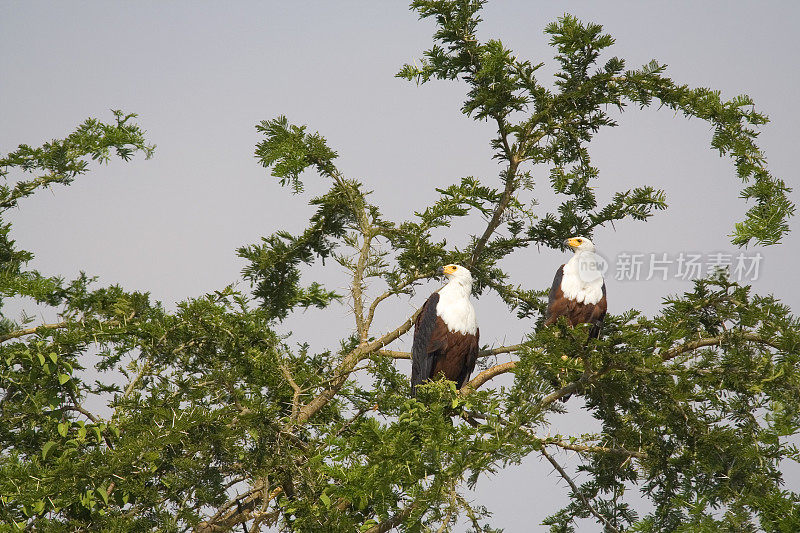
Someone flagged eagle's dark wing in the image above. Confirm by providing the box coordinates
[411,293,446,395]
[588,282,607,339]
[457,327,480,389]
[544,265,565,325]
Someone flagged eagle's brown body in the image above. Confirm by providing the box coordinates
[544,264,607,338]
[411,292,480,394]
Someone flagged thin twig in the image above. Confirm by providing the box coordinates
[539,369,607,408]
[540,447,620,533]
[660,332,778,361]
[364,273,430,334]
[294,308,422,425]
[545,440,647,459]
[465,411,647,460]
[469,155,519,267]
[62,403,98,423]
[122,360,151,399]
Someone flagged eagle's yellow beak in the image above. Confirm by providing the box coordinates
[565,237,582,249]
[442,264,458,275]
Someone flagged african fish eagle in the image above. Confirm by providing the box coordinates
[411,264,480,395]
[544,236,607,339]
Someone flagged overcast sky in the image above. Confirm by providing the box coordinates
[2,1,799,531]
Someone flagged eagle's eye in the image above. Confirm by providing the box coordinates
[577,239,583,243]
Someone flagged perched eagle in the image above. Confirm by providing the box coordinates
[545,236,607,338]
[411,264,479,395]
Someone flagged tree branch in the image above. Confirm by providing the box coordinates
[541,447,621,533]
[469,156,519,267]
[660,332,779,361]
[544,439,646,459]
[364,272,429,334]
[280,363,303,421]
[539,369,608,408]
[383,332,779,404]
[364,505,415,533]
[62,403,98,423]
[295,309,422,425]
[195,483,282,533]
[466,409,647,460]
[377,349,412,359]
[122,360,151,400]
[352,230,373,342]
[378,341,530,360]
[0,321,68,342]
[460,361,517,393]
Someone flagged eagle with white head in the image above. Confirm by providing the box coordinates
[544,236,607,338]
[411,264,479,395]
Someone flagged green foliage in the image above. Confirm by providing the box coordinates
[254,115,339,193]
[400,3,792,248]
[0,109,154,212]
[1,3,798,533]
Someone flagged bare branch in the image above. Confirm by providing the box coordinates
[333,405,372,438]
[460,361,517,394]
[377,349,411,359]
[539,369,609,408]
[0,321,69,343]
[295,308,422,425]
[352,231,373,341]
[469,158,519,267]
[541,447,621,533]
[469,117,519,267]
[364,272,429,334]
[280,363,303,420]
[545,439,647,459]
[661,332,779,361]
[478,342,529,358]
[466,410,647,460]
[122,360,151,400]
[62,403,98,423]
[455,493,482,532]
[195,484,282,533]
[378,341,530,360]
[364,505,415,533]
[0,318,133,344]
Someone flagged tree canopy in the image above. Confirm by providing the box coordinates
[1,1,798,532]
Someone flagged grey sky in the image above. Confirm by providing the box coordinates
[2,1,799,530]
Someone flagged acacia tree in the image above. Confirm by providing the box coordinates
[2,1,798,531]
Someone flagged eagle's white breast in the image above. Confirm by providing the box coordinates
[436,281,478,335]
[561,251,605,305]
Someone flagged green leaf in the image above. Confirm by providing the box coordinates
[58,422,69,437]
[58,373,70,385]
[360,520,378,532]
[320,491,331,508]
[42,441,56,460]
[32,500,45,515]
